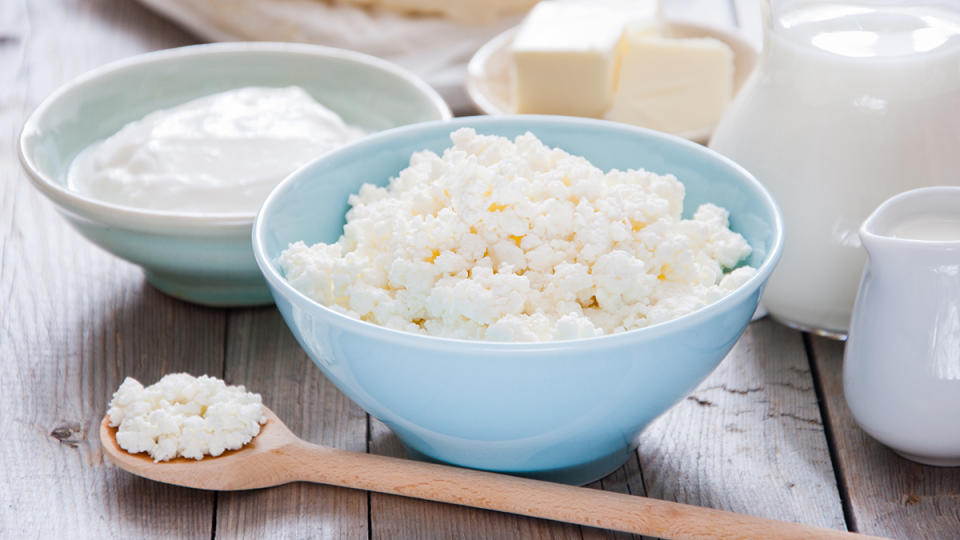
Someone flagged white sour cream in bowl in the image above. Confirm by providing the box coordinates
[68,86,365,215]
[19,42,451,307]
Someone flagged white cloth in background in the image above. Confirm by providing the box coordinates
[136,0,524,112]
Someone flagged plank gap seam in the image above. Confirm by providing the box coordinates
[366,413,373,540]
[803,332,858,533]
[210,492,219,540]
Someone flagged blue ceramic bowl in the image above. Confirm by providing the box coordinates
[19,42,451,306]
[254,116,783,484]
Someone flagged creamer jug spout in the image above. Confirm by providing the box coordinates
[859,186,960,254]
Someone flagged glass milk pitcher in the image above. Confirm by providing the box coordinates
[709,0,960,338]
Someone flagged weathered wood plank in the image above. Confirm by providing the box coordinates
[0,0,221,537]
[637,320,848,531]
[809,336,960,539]
[216,309,369,538]
[368,417,583,539]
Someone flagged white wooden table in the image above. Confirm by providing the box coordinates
[2,1,959,538]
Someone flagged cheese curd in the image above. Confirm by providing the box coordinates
[107,373,267,462]
[279,128,756,342]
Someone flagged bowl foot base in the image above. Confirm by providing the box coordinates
[145,270,273,307]
[894,450,960,467]
[769,315,848,341]
[401,443,635,486]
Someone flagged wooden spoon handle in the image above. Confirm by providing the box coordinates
[285,442,883,540]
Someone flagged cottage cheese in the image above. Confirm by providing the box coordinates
[279,128,756,342]
[107,373,267,462]
[68,86,364,214]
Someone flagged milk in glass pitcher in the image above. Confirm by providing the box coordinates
[709,0,960,337]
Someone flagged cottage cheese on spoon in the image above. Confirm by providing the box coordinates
[69,86,364,214]
[107,373,266,462]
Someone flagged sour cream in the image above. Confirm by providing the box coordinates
[68,86,364,214]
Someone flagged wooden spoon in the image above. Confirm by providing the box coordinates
[101,408,883,540]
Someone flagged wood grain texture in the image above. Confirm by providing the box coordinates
[809,336,960,540]
[0,0,217,536]
[216,309,369,538]
[637,320,848,531]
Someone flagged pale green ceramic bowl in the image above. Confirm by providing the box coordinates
[19,42,451,306]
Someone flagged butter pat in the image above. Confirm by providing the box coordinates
[606,31,734,135]
[511,1,656,117]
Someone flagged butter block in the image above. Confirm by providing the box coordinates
[510,1,657,117]
[605,32,734,135]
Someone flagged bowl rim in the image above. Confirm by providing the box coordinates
[253,114,785,351]
[18,41,452,235]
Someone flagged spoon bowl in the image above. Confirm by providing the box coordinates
[100,407,306,490]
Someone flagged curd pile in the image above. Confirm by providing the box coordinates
[68,86,364,214]
[107,373,266,462]
[279,128,756,342]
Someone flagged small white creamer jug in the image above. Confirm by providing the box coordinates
[844,186,960,466]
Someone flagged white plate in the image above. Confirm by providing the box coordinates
[466,20,760,144]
